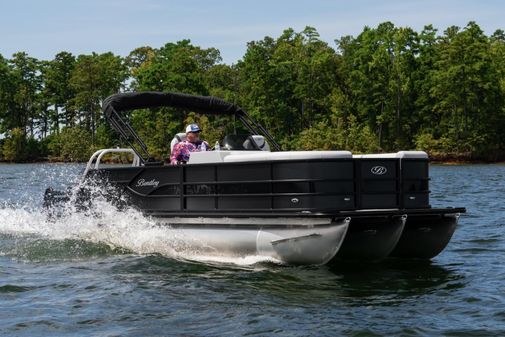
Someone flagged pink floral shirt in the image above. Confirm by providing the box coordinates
[170,140,210,165]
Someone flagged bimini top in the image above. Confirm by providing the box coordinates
[101,91,280,163]
[102,91,244,118]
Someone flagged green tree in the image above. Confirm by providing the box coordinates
[430,22,503,157]
[205,63,240,103]
[70,52,127,143]
[0,54,15,134]
[336,22,420,150]
[125,46,155,88]
[1,21,505,162]
[412,25,440,136]
[51,127,92,162]
[8,52,41,137]
[2,127,27,161]
[44,52,77,132]
[238,27,341,148]
[130,40,223,158]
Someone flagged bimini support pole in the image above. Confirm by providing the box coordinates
[104,105,152,164]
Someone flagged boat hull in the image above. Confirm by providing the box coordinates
[334,214,407,261]
[153,217,350,265]
[390,213,460,259]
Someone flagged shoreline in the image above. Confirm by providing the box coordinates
[430,160,505,165]
[1,155,505,165]
[428,153,505,165]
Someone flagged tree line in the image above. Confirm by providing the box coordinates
[1,21,504,162]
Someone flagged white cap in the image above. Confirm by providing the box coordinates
[185,124,201,133]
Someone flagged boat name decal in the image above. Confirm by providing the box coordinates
[371,166,387,175]
[135,178,160,188]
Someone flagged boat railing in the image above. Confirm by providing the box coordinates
[82,148,140,180]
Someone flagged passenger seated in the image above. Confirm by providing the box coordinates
[170,124,210,165]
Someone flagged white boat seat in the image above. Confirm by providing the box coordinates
[170,132,187,152]
[223,151,353,162]
[352,151,428,159]
[188,150,352,164]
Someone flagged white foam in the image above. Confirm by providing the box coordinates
[186,254,282,266]
[0,185,280,266]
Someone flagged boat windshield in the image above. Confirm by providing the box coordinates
[221,135,260,151]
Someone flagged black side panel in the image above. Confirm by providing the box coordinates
[93,159,357,213]
[273,195,353,210]
[130,194,180,211]
[402,159,430,208]
[218,196,271,209]
[186,166,215,182]
[128,167,180,195]
[273,162,353,180]
[90,156,432,214]
[186,197,215,210]
[357,159,399,209]
[217,164,270,181]
[273,161,355,210]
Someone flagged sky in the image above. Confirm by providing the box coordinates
[1,0,504,64]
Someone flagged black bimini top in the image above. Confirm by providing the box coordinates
[102,91,244,118]
[101,91,280,163]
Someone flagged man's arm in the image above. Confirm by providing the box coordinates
[170,143,181,165]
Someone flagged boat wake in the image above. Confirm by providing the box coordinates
[0,195,281,266]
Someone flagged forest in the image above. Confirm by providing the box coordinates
[1,21,504,162]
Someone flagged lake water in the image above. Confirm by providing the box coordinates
[0,163,504,336]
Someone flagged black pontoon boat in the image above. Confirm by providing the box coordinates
[44,92,465,265]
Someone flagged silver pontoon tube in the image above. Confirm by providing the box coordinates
[154,217,351,265]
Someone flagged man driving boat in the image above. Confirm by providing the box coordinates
[170,124,210,165]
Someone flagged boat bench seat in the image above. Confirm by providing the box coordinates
[352,151,428,159]
[187,150,427,165]
[188,150,352,164]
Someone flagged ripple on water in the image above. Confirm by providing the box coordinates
[0,163,504,336]
[0,285,32,293]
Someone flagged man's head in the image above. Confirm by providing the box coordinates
[185,123,201,143]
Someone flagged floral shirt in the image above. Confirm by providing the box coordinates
[170,140,210,165]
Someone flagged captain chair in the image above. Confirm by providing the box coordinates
[170,132,187,153]
[243,135,271,151]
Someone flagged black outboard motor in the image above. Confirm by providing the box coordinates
[43,187,71,208]
[43,185,93,217]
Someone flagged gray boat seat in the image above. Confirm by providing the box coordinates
[170,132,187,152]
[247,135,270,151]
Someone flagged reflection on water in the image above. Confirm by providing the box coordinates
[329,260,465,301]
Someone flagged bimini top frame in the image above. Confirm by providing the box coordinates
[102,91,281,164]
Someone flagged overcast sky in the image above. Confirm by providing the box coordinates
[1,0,504,64]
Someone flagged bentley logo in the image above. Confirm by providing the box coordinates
[371,166,387,175]
[135,178,160,188]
